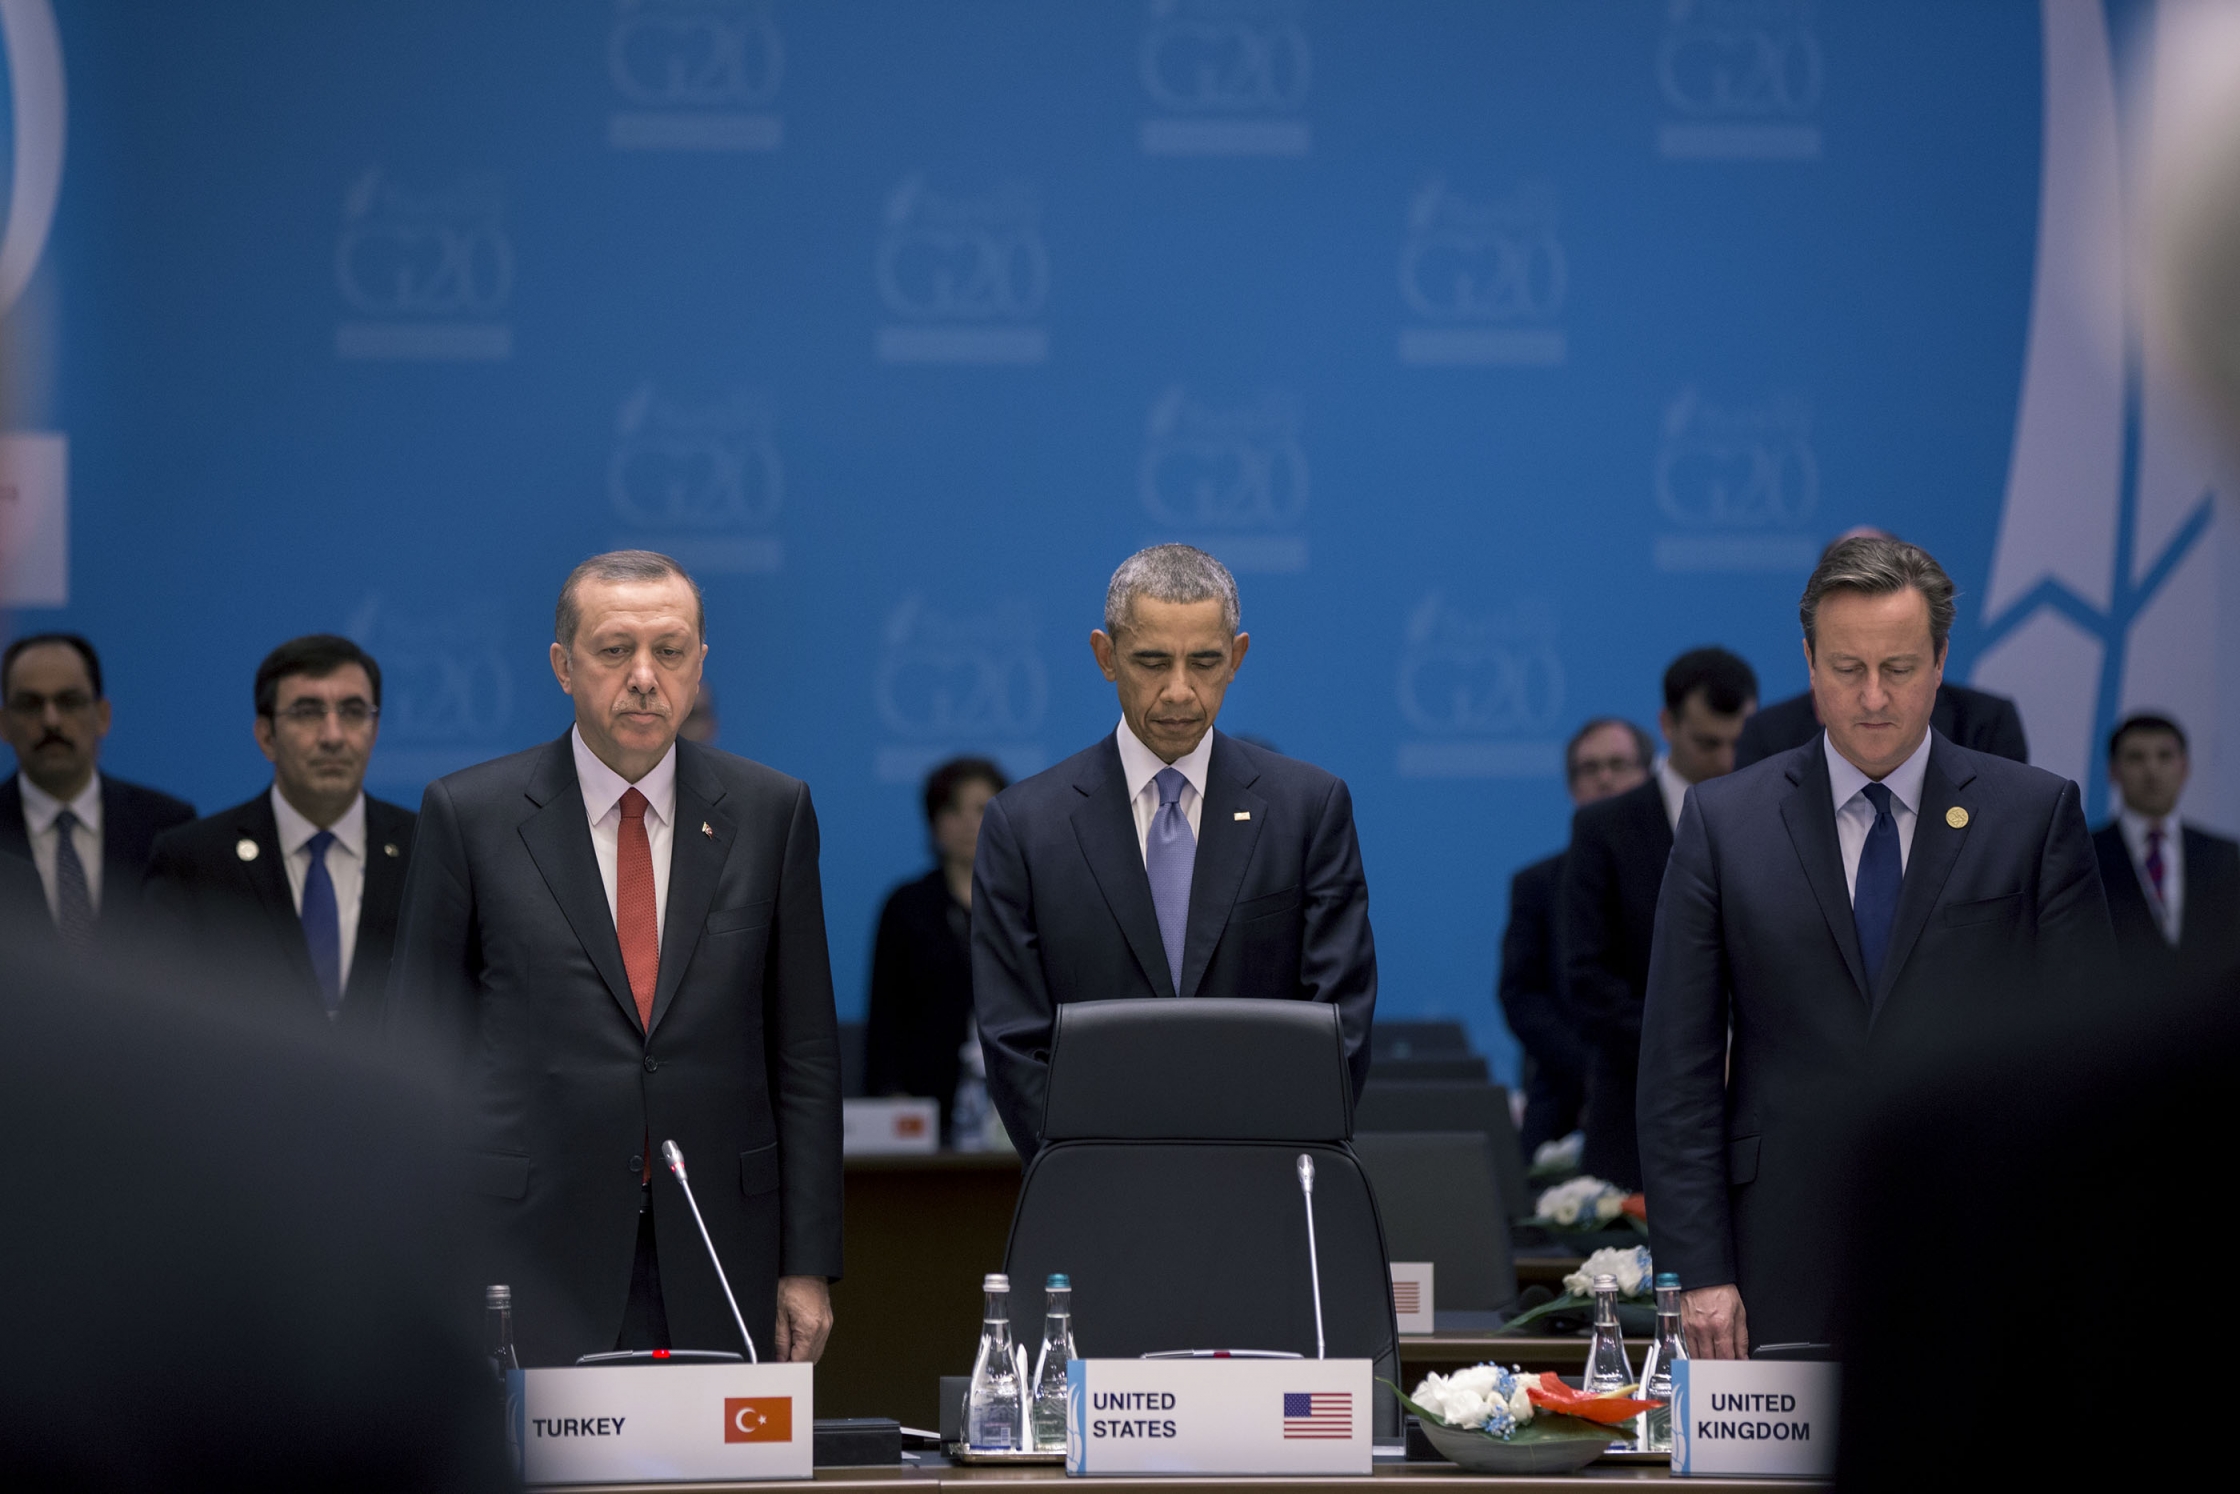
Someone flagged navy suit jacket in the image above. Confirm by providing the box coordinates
[1637,732,2114,1346]
[1498,850,1590,1153]
[2092,822,2240,1002]
[971,730,1376,1154]
[0,771,195,938]
[1734,683,2028,771]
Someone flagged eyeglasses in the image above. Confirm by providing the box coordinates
[272,700,380,727]
[4,689,97,717]
[1569,754,1644,782]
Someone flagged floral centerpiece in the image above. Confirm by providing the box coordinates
[1390,1362,1660,1473]
[1502,1246,1654,1333]
[1531,1176,1648,1234]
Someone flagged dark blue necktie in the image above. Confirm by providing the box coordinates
[1853,782,1902,992]
[302,828,343,1013]
[1145,767,1195,994]
[50,806,97,953]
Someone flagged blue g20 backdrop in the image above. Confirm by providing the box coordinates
[3,0,2235,1078]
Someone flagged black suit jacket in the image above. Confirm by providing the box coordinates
[146,790,416,1035]
[2092,822,2240,1002]
[1637,732,2115,1345]
[971,730,1377,1154]
[1558,776,1673,1189]
[862,868,976,1140]
[1733,683,2029,771]
[385,733,844,1366]
[0,771,195,938]
[1497,851,1589,1152]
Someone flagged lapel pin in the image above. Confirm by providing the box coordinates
[1233,811,1251,821]
[701,821,715,839]
[235,838,260,862]
[1946,806,1970,829]
[383,842,400,858]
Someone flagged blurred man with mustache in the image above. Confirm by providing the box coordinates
[971,544,1377,1157]
[0,632,195,953]
[147,635,414,1035]
[387,550,843,1369]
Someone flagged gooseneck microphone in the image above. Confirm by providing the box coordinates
[662,1140,759,1363]
[1296,1153,1326,1360]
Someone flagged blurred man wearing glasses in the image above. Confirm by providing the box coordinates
[1,632,196,951]
[148,635,415,1034]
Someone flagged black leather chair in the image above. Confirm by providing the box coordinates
[1353,1080,1529,1221]
[1351,1131,1518,1319]
[1002,999,1401,1435]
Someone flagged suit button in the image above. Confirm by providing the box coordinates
[644,1056,659,1073]
[627,1154,643,1174]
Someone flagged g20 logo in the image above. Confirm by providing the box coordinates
[875,176,1048,321]
[346,597,515,744]
[1654,389,1818,529]
[608,0,782,108]
[1396,594,1565,737]
[1140,0,1310,113]
[608,386,782,531]
[1399,181,1566,323]
[335,170,513,317]
[1658,0,1823,118]
[1139,388,1308,528]
[0,0,66,317]
[874,597,1048,740]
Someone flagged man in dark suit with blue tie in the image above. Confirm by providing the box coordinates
[972,545,1377,1156]
[1637,536,2115,1356]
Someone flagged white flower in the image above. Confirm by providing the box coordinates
[1532,1130,1584,1170]
[1442,1389,1492,1429]
[1562,1245,1655,1299]
[1508,1383,1536,1425]
[1534,1175,1628,1227]
[1412,1363,1527,1437]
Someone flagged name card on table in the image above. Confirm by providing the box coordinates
[514,1362,813,1485]
[1389,1262,1434,1333]
[1671,1360,1839,1479]
[842,1096,940,1155]
[1064,1357,1371,1476]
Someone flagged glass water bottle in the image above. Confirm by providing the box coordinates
[1583,1272,1635,1395]
[966,1273,1024,1451]
[1029,1274,1078,1452]
[485,1283,520,1381]
[1637,1272,1687,1452]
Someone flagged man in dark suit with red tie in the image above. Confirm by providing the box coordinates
[387,551,842,1368]
[2093,713,2240,1001]
[971,545,1377,1157]
[1637,536,2116,1357]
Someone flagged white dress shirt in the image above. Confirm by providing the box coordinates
[271,786,367,988]
[2117,807,2185,943]
[1826,729,1933,901]
[1653,757,1690,835]
[573,726,677,943]
[17,771,104,919]
[1114,719,1213,864]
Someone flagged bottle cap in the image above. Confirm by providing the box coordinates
[1046,1273,1071,1289]
[1655,1272,1681,1289]
[983,1273,1010,1291]
[1592,1273,1618,1291]
[485,1284,512,1308]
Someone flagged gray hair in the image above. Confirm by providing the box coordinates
[555,549,706,648]
[1103,544,1241,638]
[1799,534,1956,656]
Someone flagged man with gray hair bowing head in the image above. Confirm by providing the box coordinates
[972,544,1377,1157]
[388,550,842,1368]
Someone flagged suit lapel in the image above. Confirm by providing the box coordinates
[235,792,320,994]
[647,742,731,1037]
[518,735,642,1035]
[345,799,408,1002]
[1177,734,1267,1000]
[0,777,28,860]
[1070,736,1178,999]
[1778,738,1871,1002]
[96,778,138,929]
[1871,735,1974,1017]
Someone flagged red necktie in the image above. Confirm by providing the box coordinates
[617,788,660,1032]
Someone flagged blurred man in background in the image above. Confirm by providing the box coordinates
[864,756,1009,1145]
[1562,648,1757,1189]
[2093,713,2239,1001]
[0,632,194,953]
[1499,717,1652,1158]
[147,635,414,1037]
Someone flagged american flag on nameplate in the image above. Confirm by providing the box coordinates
[1282,1392,1352,1439]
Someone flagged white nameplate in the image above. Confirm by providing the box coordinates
[842,1096,940,1155]
[1065,1357,1371,1476]
[516,1361,812,1485]
[1389,1262,1434,1334]
[1671,1360,1839,1478]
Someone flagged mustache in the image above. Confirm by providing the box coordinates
[33,731,74,750]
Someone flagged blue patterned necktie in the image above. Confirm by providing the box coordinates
[1145,767,1196,995]
[302,828,344,1013]
[50,806,97,953]
[1853,782,1902,994]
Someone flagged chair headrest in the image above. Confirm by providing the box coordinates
[1040,998,1352,1142]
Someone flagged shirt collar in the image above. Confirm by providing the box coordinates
[269,784,366,860]
[19,771,103,837]
[1825,727,1933,817]
[1115,718,1214,805]
[1653,757,1690,833]
[2118,806,2178,848]
[572,725,677,827]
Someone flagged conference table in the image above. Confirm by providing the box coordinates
[537,1463,1824,1492]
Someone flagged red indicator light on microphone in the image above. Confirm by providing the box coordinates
[653,1349,669,1359]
